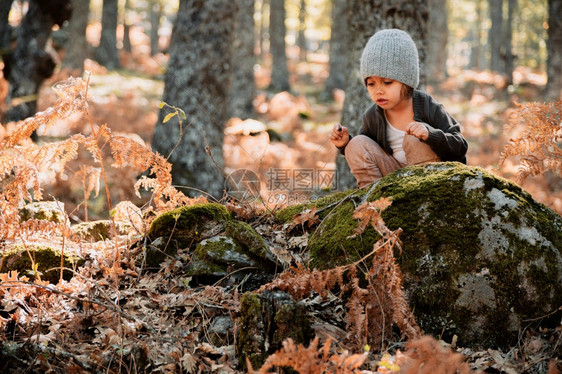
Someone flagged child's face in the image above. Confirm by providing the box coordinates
[365,76,407,110]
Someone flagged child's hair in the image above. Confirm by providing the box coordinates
[401,84,414,99]
[360,29,419,89]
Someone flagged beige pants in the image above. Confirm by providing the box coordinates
[345,134,440,188]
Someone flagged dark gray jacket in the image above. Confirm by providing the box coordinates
[340,90,468,164]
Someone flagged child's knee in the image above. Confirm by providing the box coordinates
[347,135,376,154]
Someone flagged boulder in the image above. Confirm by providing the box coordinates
[277,162,562,348]
[144,203,277,286]
[0,244,85,283]
[19,201,68,225]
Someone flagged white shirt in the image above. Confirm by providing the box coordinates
[385,115,407,165]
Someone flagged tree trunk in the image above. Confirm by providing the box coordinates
[95,0,120,69]
[545,0,562,100]
[469,0,484,70]
[122,0,132,53]
[149,0,161,56]
[151,0,237,199]
[504,0,517,85]
[4,0,72,127]
[259,0,270,58]
[322,0,348,99]
[228,0,256,120]
[426,0,448,84]
[268,0,290,92]
[0,0,13,53]
[62,0,90,72]
[488,0,503,73]
[336,0,429,190]
[297,0,307,61]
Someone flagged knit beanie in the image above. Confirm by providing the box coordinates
[360,29,419,89]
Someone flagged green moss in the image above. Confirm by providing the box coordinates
[236,292,265,370]
[19,201,67,224]
[308,200,380,269]
[1,245,85,283]
[274,190,363,223]
[225,220,268,258]
[147,203,232,244]
[145,203,232,264]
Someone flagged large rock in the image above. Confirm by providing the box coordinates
[278,162,562,348]
[144,203,277,286]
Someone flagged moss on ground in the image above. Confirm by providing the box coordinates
[1,245,85,283]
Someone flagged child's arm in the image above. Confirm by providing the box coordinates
[421,104,468,162]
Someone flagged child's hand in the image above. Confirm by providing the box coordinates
[406,122,429,140]
[330,123,350,148]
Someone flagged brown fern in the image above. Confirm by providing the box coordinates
[249,337,368,374]
[0,74,205,241]
[260,199,421,352]
[399,335,472,374]
[499,99,562,182]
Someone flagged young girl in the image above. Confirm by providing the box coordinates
[330,29,468,188]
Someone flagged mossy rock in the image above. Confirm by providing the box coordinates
[72,220,130,241]
[144,203,232,267]
[297,162,562,348]
[0,244,85,283]
[19,201,68,224]
[144,203,277,286]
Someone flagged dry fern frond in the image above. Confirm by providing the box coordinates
[112,201,146,236]
[249,337,368,374]
[499,99,562,182]
[261,198,420,351]
[259,262,351,300]
[399,335,471,374]
[1,76,88,148]
[349,198,393,238]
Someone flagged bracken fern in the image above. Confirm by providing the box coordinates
[499,99,561,182]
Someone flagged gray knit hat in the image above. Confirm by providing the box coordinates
[360,29,419,88]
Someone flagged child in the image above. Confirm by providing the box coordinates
[330,29,468,188]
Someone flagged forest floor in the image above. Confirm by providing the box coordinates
[0,41,561,373]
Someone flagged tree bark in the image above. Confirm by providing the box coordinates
[62,0,90,72]
[268,0,290,92]
[95,0,120,69]
[426,0,448,84]
[123,0,132,53]
[151,0,237,199]
[228,0,256,120]
[336,0,429,190]
[259,0,270,58]
[505,0,517,85]
[0,0,13,53]
[297,0,307,61]
[3,0,72,127]
[149,0,162,56]
[545,0,562,100]
[488,0,503,73]
[469,0,484,70]
[322,0,348,99]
